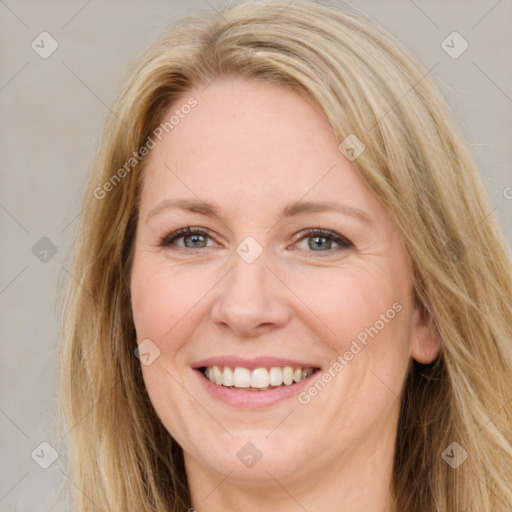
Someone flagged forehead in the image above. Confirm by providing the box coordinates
[139,76,379,221]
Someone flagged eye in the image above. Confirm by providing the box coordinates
[293,229,353,254]
[159,227,354,254]
[160,227,216,249]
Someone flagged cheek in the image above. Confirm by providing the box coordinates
[289,262,405,341]
[130,258,209,441]
[130,258,212,339]
[289,262,412,394]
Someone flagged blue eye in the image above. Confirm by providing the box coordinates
[160,227,353,254]
[160,227,214,249]
[295,229,353,253]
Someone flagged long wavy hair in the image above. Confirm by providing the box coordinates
[58,1,512,510]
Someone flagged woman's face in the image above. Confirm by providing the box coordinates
[130,76,439,489]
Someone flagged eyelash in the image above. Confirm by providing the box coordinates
[159,226,354,255]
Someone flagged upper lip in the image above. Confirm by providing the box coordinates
[191,356,322,370]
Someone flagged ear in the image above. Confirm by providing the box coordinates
[409,302,441,364]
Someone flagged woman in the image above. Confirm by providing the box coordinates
[58,1,512,510]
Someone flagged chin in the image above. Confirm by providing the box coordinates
[186,431,314,482]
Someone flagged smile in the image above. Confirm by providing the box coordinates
[202,365,316,391]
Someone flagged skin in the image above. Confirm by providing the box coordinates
[130,75,440,511]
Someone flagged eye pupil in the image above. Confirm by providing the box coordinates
[164,228,350,254]
[308,236,331,251]
[184,234,207,248]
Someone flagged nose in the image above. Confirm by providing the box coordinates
[210,253,291,337]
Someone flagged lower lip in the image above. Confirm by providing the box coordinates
[194,369,318,409]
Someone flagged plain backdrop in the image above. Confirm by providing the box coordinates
[1,0,511,510]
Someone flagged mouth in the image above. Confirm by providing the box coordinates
[199,365,320,392]
[191,356,322,407]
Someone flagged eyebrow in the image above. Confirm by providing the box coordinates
[146,198,374,227]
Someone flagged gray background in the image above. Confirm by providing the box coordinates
[1,0,511,510]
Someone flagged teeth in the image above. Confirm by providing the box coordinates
[283,366,294,385]
[233,367,251,387]
[204,365,315,390]
[269,367,283,386]
[222,366,234,386]
[251,368,268,388]
[213,365,222,385]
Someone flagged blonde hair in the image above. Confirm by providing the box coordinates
[58,1,512,510]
